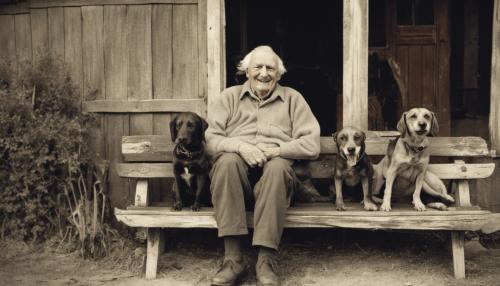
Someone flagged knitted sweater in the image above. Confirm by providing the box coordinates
[205,80,321,160]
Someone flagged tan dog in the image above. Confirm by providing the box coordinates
[332,127,378,211]
[373,108,453,211]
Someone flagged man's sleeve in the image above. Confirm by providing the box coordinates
[279,94,321,160]
[205,91,245,156]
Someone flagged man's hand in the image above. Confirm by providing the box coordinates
[256,143,281,159]
[238,143,267,167]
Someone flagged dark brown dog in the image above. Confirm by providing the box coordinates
[332,126,378,211]
[170,112,211,211]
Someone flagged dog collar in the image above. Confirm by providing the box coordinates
[175,144,204,160]
[403,141,427,153]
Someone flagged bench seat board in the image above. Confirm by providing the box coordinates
[115,203,492,231]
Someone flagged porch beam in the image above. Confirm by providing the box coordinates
[342,0,369,130]
[491,0,500,155]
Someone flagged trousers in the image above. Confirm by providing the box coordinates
[210,152,298,249]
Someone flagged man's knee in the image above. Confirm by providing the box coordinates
[262,158,293,178]
[211,153,246,176]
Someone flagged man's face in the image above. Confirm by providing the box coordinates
[246,49,280,98]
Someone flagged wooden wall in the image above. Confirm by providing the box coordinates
[0,0,207,208]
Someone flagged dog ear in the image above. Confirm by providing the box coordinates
[200,116,209,142]
[430,112,439,136]
[397,112,407,136]
[169,115,178,142]
[360,130,366,142]
[332,132,338,143]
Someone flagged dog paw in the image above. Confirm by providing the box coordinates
[413,200,426,211]
[335,202,346,211]
[172,202,183,211]
[364,201,378,211]
[191,202,201,211]
[380,202,391,211]
[443,194,455,203]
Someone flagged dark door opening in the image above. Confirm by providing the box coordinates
[225,0,343,136]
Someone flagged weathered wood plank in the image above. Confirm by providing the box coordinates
[126,5,153,137]
[152,4,173,135]
[197,0,207,104]
[30,8,48,63]
[117,163,173,178]
[104,5,130,208]
[173,4,198,100]
[114,204,492,230]
[64,7,83,100]
[30,0,198,8]
[119,135,491,161]
[82,6,106,159]
[151,4,174,204]
[491,0,500,155]
[14,14,32,62]
[47,7,64,58]
[451,231,465,279]
[134,179,148,207]
[0,15,16,61]
[342,0,368,129]
[145,228,163,280]
[115,161,494,180]
[82,99,206,114]
[206,0,222,110]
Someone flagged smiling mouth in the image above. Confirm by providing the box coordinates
[415,130,427,135]
[345,153,359,167]
[257,78,271,83]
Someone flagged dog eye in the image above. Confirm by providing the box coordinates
[186,122,194,128]
[340,135,347,141]
[409,114,417,119]
[354,135,361,141]
[424,114,431,119]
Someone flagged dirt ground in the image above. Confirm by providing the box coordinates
[1,229,500,286]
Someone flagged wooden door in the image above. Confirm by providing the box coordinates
[390,0,450,135]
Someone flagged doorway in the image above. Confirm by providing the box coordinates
[225,0,343,136]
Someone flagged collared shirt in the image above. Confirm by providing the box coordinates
[205,80,321,160]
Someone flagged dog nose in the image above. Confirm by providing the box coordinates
[347,147,355,154]
[418,122,427,129]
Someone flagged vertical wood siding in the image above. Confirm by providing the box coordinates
[0,1,206,209]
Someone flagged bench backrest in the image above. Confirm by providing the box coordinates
[117,133,494,180]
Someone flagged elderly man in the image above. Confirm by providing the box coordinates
[206,45,320,286]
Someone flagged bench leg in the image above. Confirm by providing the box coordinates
[145,228,165,279]
[451,231,465,279]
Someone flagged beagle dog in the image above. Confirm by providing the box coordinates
[332,126,378,211]
[373,107,453,211]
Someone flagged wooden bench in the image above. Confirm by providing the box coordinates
[115,133,498,279]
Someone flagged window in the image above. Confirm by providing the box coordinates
[397,0,434,26]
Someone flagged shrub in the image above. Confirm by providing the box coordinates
[0,56,103,246]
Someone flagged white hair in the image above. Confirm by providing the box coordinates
[237,45,287,77]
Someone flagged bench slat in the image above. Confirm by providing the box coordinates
[121,135,490,162]
[308,162,495,179]
[116,163,173,178]
[116,162,495,179]
[114,203,492,231]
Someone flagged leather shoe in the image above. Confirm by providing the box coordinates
[211,258,246,286]
[256,253,280,286]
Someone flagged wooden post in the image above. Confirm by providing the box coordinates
[490,0,500,155]
[342,0,369,130]
[145,228,162,279]
[207,0,224,113]
[450,161,469,279]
